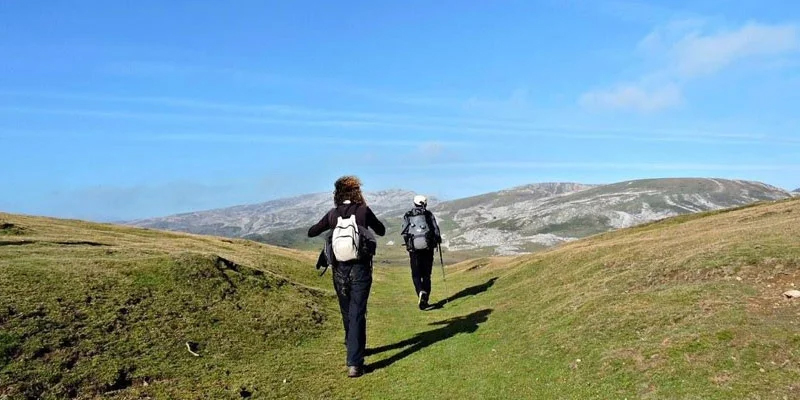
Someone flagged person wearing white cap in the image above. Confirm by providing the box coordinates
[400,194,442,310]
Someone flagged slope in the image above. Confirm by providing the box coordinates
[0,213,336,399]
[4,196,800,398]
[339,197,800,399]
[437,178,790,254]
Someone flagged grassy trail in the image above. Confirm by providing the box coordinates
[3,198,800,399]
[284,199,800,399]
[263,258,512,399]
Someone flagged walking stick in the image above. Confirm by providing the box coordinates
[438,243,448,303]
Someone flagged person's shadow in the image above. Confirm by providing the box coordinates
[427,277,498,310]
[366,309,493,372]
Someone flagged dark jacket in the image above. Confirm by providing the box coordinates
[308,202,386,238]
[309,202,386,265]
[401,206,442,246]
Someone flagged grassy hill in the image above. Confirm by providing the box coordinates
[3,197,800,398]
[0,213,335,398]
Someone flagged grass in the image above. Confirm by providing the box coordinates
[0,214,332,399]
[2,197,800,398]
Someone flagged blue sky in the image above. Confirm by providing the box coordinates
[2,0,799,221]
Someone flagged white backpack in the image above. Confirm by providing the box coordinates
[332,215,360,262]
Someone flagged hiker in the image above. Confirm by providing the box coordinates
[401,195,442,310]
[308,176,386,378]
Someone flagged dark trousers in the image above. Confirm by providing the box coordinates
[332,262,372,367]
[409,249,434,296]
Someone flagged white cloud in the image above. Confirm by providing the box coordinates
[580,83,682,112]
[582,20,800,113]
[418,141,446,157]
[670,22,798,77]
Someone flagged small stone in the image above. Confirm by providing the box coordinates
[735,276,743,281]
[759,368,766,373]
[283,379,287,384]
[783,290,800,299]
[576,359,582,363]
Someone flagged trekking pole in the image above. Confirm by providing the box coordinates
[438,243,448,303]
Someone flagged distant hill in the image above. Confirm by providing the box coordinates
[128,178,790,255]
[793,188,800,196]
[130,189,432,237]
[437,178,790,254]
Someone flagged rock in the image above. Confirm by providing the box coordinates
[386,241,395,246]
[783,290,800,299]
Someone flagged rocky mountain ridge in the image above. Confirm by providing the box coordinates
[437,178,789,255]
[129,189,433,237]
[129,178,791,255]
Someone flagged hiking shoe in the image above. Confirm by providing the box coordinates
[347,366,363,378]
[418,291,428,310]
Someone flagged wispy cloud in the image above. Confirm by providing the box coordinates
[403,161,800,172]
[2,90,791,146]
[100,61,471,110]
[580,83,682,113]
[139,133,475,149]
[581,19,800,113]
[642,20,800,77]
[4,104,780,146]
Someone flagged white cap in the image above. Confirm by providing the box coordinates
[413,195,427,206]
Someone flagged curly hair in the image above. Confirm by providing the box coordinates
[333,175,366,206]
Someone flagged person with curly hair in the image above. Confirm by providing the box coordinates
[308,176,386,378]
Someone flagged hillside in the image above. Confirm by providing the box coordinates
[395,196,800,399]
[793,188,800,196]
[437,178,789,254]
[129,189,432,237]
[4,198,800,398]
[0,213,334,398]
[127,179,790,256]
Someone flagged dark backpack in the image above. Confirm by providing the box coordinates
[403,208,434,251]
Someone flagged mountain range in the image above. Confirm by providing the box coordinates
[129,178,791,255]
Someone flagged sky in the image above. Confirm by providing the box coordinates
[1,0,799,221]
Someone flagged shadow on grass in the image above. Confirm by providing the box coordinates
[366,309,493,372]
[427,277,498,310]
